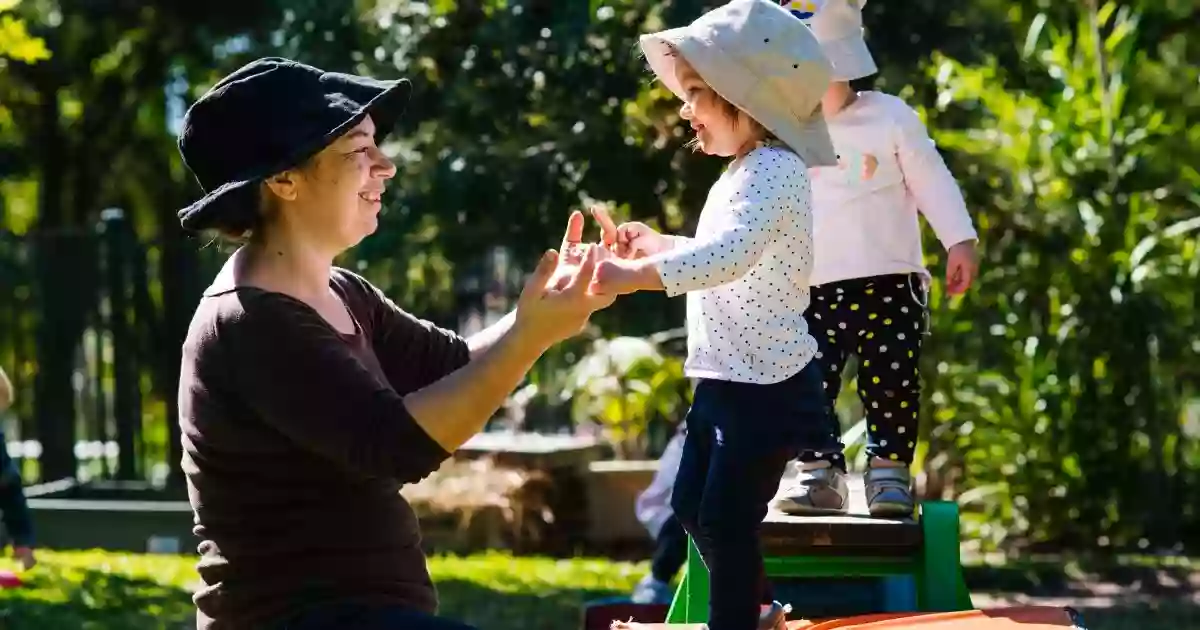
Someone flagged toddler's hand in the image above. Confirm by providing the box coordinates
[591,206,671,259]
[617,222,671,259]
[590,258,661,296]
[945,240,978,295]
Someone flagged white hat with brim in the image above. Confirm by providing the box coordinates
[796,0,878,81]
[639,0,838,168]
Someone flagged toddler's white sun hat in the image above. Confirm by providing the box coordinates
[639,0,837,168]
[785,0,878,81]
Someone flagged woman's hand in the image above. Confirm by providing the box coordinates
[591,206,672,259]
[516,245,615,349]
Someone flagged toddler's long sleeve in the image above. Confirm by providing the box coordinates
[892,106,977,250]
[654,162,790,297]
[648,146,817,385]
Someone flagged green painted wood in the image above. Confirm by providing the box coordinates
[665,477,972,623]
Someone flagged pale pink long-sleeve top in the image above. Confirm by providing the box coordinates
[809,91,977,287]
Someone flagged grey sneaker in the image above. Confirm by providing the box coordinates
[774,464,848,515]
[865,465,915,517]
[759,601,792,630]
[630,574,674,605]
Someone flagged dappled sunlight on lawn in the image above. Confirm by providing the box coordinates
[0,550,1193,629]
[0,550,197,629]
[432,551,645,630]
[0,549,647,630]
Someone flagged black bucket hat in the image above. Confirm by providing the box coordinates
[176,57,411,233]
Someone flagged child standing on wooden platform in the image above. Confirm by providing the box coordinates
[773,0,979,518]
[589,1,843,627]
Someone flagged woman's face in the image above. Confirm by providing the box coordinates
[269,115,397,253]
[673,56,760,157]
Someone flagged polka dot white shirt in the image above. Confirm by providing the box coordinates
[651,146,819,385]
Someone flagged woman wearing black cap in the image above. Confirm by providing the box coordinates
[175,57,612,630]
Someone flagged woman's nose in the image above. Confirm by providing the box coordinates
[374,151,397,180]
[679,101,694,120]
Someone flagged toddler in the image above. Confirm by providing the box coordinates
[772,0,979,518]
[629,422,688,605]
[590,1,842,627]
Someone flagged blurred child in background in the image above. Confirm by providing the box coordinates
[629,422,688,605]
[0,366,36,570]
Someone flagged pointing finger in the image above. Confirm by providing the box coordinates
[591,206,619,247]
[561,210,585,250]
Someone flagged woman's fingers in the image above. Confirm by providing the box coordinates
[560,210,586,252]
[567,245,599,295]
[520,250,559,303]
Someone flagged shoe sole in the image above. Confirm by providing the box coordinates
[868,502,916,518]
[773,499,849,517]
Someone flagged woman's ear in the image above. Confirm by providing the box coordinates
[264,170,301,202]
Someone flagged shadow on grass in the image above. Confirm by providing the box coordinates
[964,558,1196,597]
[965,559,1198,630]
[0,568,194,630]
[436,578,625,630]
[1071,601,1199,630]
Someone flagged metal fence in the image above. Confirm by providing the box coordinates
[0,211,227,485]
[0,215,538,484]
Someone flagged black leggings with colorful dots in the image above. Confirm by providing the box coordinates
[800,273,928,466]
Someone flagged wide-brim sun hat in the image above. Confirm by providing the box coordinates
[176,57,412,233]
[639,0,837,168]
[785,0,878,82]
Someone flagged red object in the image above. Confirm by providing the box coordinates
[0,570,23,588]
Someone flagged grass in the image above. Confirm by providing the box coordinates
[0,550,645,630]
[0,550,198,629]
[0,550,1193,629]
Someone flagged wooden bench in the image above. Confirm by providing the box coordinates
[666,475,972,623]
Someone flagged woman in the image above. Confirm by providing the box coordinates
[175,57,613,630]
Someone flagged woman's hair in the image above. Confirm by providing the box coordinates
[210,153,319,244]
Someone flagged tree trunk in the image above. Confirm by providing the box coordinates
[30,69,80,481]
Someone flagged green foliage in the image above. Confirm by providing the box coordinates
[0,2,50,65]
[918,1,1200,550]
[564,332,691,458]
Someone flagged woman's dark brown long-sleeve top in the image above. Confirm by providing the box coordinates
[178,267,470,630]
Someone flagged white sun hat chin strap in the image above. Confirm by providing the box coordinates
[783,0,878,81]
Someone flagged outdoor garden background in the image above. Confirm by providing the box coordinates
[0,0,1197,628]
